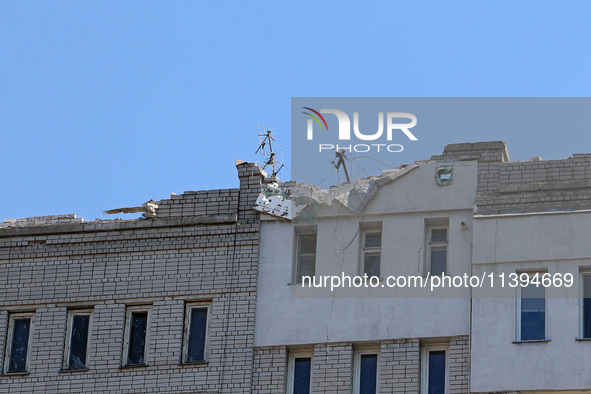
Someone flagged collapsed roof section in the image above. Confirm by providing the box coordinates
[253,164,419,220]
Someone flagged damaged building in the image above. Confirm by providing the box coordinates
[2,142,591,394]
[0,161,266,393]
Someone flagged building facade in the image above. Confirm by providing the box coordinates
[2,142,591,394]
[0,161,265,393]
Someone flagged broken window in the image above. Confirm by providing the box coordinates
[183,303,210,363]
[4,313,34,373]
[123,306,151,366]
[361,230,382,277]
[64,310,92,370]
[435,166,454,186]
[295,230,317,283]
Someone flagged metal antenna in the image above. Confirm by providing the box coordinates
[334,149,351,182]
[256,125,284,179]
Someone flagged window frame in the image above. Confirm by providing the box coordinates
[580,271,591,338]
[353,348,380,394]
[182,302,211,364]
[122,305,152,367]
[293,229,317,284]
[4,312,35,374]
[516,271,548,342]
[427,226,448,276]
[420,344,449,394]
[287,350,314,394]
[63,308,93,371]
[360,230,382,277]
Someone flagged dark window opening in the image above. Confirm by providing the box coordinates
[521,282,545,340]
[292,357,311,394]
[584,275,591,338]
[297,233,317,282]
[8,318,31,373]
[187,308,208,362]
[364,254,381,277]
[428,350,446,394]
[359,354,378,394]
[127,312,148,365]
[429,228,447,276]
[68,315,90,369]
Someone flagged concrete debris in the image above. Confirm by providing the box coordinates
[0,214,83,228]
[105,200,158,218]
[283,164,418,216]
[253,183,305,220]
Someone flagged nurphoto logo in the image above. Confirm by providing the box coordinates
[303,107,418,153]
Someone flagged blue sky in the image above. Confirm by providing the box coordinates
[1,1,590,221]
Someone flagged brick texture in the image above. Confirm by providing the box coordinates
[449,336,470,394]
[0,162,265,394]
[380,338,420,394]
[432,142,591,215]
[252,346,287,394]
[312,342,353,394]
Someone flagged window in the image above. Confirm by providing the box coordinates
[518,276,546,341]
[122,306,151,366]
[361,231,381,277]
[4,312,34,374]
[354,349,379,394]
[294,230,317,283]
[63,309,92,370]
[582,273,591,338]
[287,351,313,394]
[428,227,448,276]
[421,345,449,394]
[183,303,210,363]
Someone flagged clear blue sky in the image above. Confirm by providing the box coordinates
[1,1,590,221]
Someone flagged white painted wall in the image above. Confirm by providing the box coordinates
[255,161,477,347]
[471,213,591,392]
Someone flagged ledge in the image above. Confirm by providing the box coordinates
[119,364,148,369]
[512,339,551,344]
[1,371,30,376]
[180,361,208,366]
[0,214,238,237]
[575,338,591,341]
[59,368,90,373]
[499,180,591,194]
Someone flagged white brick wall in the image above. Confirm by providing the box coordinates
[0,162,265,394]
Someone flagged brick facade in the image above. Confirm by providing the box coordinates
[250,336,470,394]
[433,141,591,215]
[0,162,265,394]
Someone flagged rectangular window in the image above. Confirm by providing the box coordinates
[64,309,92,370]
[287,352,313,394]
[519,278,546,341]
[428,227,448,276]
[4,312,34,374]
[354,349,379,394]
[421,345,449,394]
[183,303,210,363]
[122,306,151,366]
[295,231,317,283]
[361,231,381,277]
[582,273,591,338]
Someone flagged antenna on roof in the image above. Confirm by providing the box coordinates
[334,149,351,182]
[256,124,284,181]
